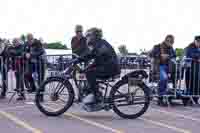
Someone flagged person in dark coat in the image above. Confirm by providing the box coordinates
[76,28,121,111]
[183,36,200,105]
[24,34,46,93]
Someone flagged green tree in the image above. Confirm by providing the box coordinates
[175,48,184,58]
[47,42,68,49]
[118,45,128,55]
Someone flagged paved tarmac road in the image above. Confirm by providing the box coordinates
[0,96,200,133]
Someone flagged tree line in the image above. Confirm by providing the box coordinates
[118,44,184,58]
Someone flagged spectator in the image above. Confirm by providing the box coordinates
[9,38,26,100]
[150,35,176,106]
[24,33,46,93]
[71,25,89,57]
[0,39,9,99]
[183,36,200,105]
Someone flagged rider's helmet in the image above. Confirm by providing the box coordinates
[85,27,103,46]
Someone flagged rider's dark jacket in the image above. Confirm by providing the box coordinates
[80,39,121,76]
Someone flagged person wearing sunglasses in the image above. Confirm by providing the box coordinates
[76,27,121,111]
[71,25,89,57]
[150,35,176,106]
[183,36,200,106]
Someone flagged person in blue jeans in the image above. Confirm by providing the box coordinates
[150,35,176,106]
[159,65,168,96]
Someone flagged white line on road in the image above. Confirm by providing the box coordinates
[66,112,124,133]
[0,110,42,133]
[45,105,124,133]
[1,105,33,111]
[140,118,191,133]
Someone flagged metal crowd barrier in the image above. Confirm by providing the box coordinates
[175,58,200,98]
[4,53,194,103]
[0,54,74,102]
[148,57,200,103]
[0,53,150,100]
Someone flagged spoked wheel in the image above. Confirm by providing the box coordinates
[35,77,75,116]
[110,79,150,119]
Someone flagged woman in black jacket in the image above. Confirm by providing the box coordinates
[24,34,46,93]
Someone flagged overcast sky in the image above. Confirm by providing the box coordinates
[0,0,199,52]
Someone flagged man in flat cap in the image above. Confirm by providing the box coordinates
[71,25,89,57]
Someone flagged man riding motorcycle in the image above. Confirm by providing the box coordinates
[76,28,121,111]
[24,33,46,93]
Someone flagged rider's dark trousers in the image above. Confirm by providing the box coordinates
[86,67,112,96]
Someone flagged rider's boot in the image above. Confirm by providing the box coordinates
[83,90,103,104]
[83,93,95,104]
[82,93,95,112]
[82,92,103,112]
